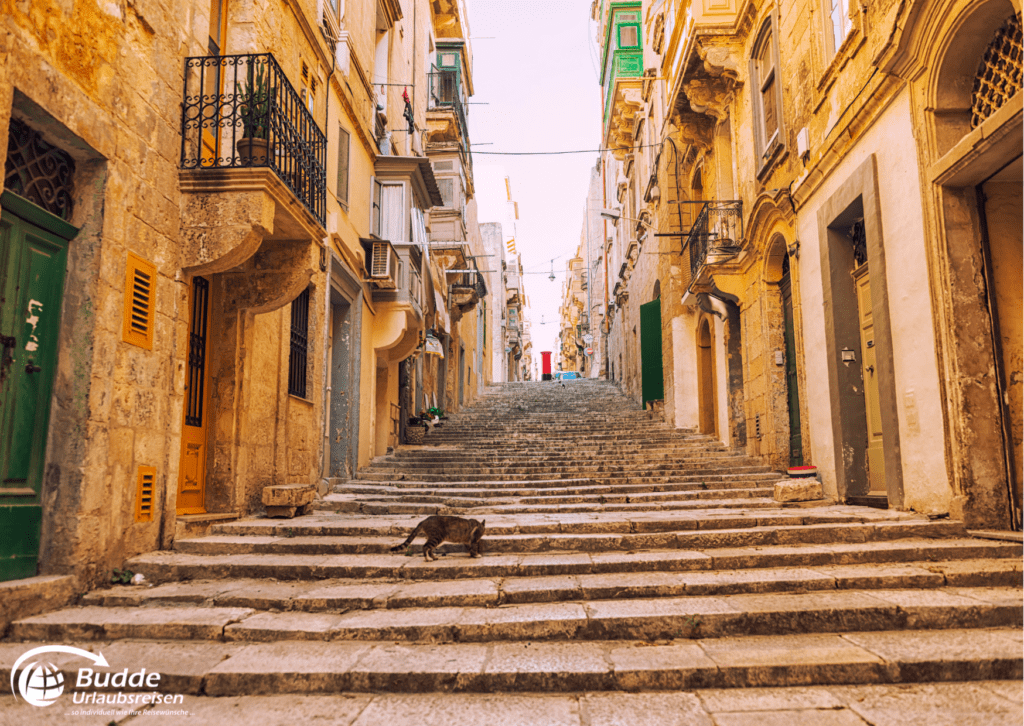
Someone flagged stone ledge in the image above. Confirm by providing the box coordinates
[0,574,78,635]
[263,484,316,519]
[774,479,824,503]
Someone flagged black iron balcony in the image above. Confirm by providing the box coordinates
[180,53,327,225]
[686,201,743,282]
[428,70,470,148]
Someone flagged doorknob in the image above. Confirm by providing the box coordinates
[25,362,42,374]
[866,365,875,375]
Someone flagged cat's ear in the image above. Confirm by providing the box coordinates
[480,520,486,528]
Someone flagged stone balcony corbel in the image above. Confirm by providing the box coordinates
[605,81,644,159]
[179,168,327,277]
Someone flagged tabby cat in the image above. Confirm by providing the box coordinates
[390,515,486,561]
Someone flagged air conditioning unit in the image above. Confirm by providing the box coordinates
[367,240,398,289]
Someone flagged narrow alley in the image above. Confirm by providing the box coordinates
[3,381,1020,723]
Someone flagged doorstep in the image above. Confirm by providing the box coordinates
[175,512,241,540]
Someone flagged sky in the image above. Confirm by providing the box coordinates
[465,0,604,359]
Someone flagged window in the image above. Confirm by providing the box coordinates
[124,253,157,350]
[135,466,156,523]
[379,183,405,241]
[619,24,639,48]
[437,178,454,207]
[288,287,310,398]
[337,126,350,211]
[825,0,852,57]
[750,18,783,163]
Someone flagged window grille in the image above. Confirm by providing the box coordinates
[971,14,1022,129]
[185,276,209,427]
[849,219,867,267]
[4,117,75,221]
[288,287,310,398]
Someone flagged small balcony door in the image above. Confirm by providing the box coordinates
[201,0,229,165]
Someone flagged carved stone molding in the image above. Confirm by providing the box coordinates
[606,82,644,158]
[668,116,715,150]
[683,78,736,122]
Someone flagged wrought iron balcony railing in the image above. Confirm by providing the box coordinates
[428,70,470,148]
[180,53,327,226]
[686,201,743,282]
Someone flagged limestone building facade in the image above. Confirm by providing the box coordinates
[594,0,1021,528]
[0,0,495,590]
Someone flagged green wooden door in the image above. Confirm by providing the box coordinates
[640,299,664,406]
[0,202,70,581]
[781,272,803,466]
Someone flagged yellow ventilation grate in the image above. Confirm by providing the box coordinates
[123,253,157,349]
[135,466,156,522]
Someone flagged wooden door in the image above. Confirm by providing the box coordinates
[0,206,70,581]
[177,276,211,514]
[854,264,886,495]
[697,318,717,436]
[640,299,664,406]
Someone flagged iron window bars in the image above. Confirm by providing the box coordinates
[288,287,310,398]
[180,53,327,226]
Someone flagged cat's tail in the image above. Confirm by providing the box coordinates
[390,521,424,552]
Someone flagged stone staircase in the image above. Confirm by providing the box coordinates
[2,380,1021,721]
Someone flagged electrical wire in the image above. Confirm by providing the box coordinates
[472,143,663,156]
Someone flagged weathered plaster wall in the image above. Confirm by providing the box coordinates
[797,89,949,511]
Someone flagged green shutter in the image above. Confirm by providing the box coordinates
[640,299,664,405]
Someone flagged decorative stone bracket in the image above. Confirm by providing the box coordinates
[179,168,327,277]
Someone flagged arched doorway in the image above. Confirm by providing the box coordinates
[915,3,1023,527]
[697,316,717,436]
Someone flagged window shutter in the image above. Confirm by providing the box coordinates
[135,466,156,522]
[124,253,157,350]
[337,126,350,210]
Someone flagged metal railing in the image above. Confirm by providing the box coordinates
[428,70,470,148]
[180,53,327,226]
[686,201,743,282]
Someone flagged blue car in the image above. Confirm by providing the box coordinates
[553,371,579,381]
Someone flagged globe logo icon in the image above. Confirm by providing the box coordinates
[19,662,64,707]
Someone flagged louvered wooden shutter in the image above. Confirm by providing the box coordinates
[135,466,156,522]
[124,253,157,349]
[337,126,350,210]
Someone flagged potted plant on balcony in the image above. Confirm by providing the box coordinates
[237,61,270,165]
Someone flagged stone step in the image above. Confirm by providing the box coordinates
[202,514,958,544]
[123,538,1022,583]
[316,494,786,516]
[173,521,969,557]
[353,471,782,484]
[1,629,1019,694]
[331,487,776,508]
[80,560,1023,612]
[12,587,1022,644]
[362,464,778,477]
[2,682,1015,724]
